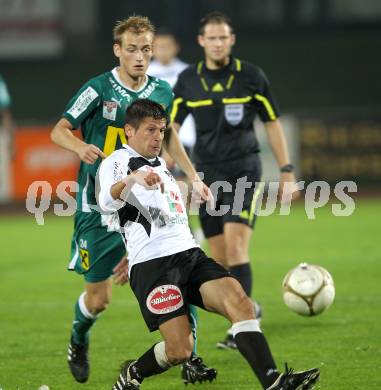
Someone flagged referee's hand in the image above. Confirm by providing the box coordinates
[279,172,301,204]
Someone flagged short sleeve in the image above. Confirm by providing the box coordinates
[62,78,101,129]
[252,67,280,122]
[97,152,128,213]
[171,72,190,125]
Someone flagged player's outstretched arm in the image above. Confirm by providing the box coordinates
[108,171,164,202]
[51,118,106,164]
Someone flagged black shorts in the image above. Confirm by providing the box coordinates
[197,154,262,238]
[129,247,231,332]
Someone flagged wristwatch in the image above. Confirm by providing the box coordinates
[280,163,294,173]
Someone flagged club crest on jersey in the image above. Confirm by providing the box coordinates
[146,285,183,314]
[224,103,244,126]
[103,101,118,120]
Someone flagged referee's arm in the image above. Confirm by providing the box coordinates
[254,66,300,203]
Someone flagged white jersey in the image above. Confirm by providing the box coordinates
[97,145,198,271]
[148,58,187,88]
[148,59,196,148]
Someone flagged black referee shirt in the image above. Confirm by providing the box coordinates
[171,57,280,166]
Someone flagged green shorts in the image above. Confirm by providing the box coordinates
[68,211,126,283]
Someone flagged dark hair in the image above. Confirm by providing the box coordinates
[125,99,169,130]
[199,11,234,35]
[155,27,176,39]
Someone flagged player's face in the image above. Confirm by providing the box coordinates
[198,23,235,64]
[153,35,179,65]
[114,31,154,79]
[125,117,166,159]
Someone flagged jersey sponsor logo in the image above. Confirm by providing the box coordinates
[67,86,99,119]
[79,249,90,270]
[103,101,118,120]
[146,284,184,315]
[224,103,244,126]
[166,190,184,214]
[111,97,122,107]
[113,161,124,182]
[109,77,132,101]
[138,82,158,99]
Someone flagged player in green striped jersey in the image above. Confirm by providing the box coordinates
[51,16,213,384]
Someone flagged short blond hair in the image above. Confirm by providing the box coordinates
[113,16,155,44]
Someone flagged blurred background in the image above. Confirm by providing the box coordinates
[1,0,381,205]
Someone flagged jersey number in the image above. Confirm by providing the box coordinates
[103,126,127,156]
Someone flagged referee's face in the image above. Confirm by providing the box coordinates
[125,117,166,159]
[198,23,235,66]
[114,31,154,79]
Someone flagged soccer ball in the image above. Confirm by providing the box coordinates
[282,263,335,316]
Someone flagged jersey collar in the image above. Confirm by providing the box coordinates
[111,67,149,93]
[122,144,160,165]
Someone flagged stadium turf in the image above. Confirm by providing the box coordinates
[0,199,380,389]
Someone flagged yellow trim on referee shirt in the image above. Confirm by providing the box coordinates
[249,181,264,225]
[254,94,276,120]
[197,61,203,74]
[186,99,213,108]
[170,97,183,123]
[235,58,242,72]
[222,96,252,104]
[226,74,235,90]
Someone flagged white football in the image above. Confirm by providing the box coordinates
[282,263,335,316]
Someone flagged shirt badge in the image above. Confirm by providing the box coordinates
[224,103,244,126]
[103,101,118,120]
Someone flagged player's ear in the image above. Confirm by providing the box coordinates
[231,33,236,46]
[113,43,121,58]
[125,124,133,138]
[197,34,205,48]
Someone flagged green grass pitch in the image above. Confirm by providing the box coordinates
[0,199,380,389]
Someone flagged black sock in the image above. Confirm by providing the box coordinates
[235,331,279,389]
[132,344,168,382]
[230,263,253,296]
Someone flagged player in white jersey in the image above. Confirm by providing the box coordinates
[147,29,196,166]
[97,99,320,390]
[148,29,188,87]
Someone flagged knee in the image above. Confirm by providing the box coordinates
[165,342,193,365]
[225,242,245,261]
[224,289,254,322]
[86,293,111,315]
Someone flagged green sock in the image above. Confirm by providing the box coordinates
[189,304,199,355]
[71,292,97,345]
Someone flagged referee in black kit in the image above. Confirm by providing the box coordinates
[171,11,300,349]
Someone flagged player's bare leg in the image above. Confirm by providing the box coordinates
[200,277,319,389]
[68,279,112,383]
[116,314,217,388]
[224,222,253,297]
[113,316,192,389]
[213,223,262,349]
[207,234,227,266]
